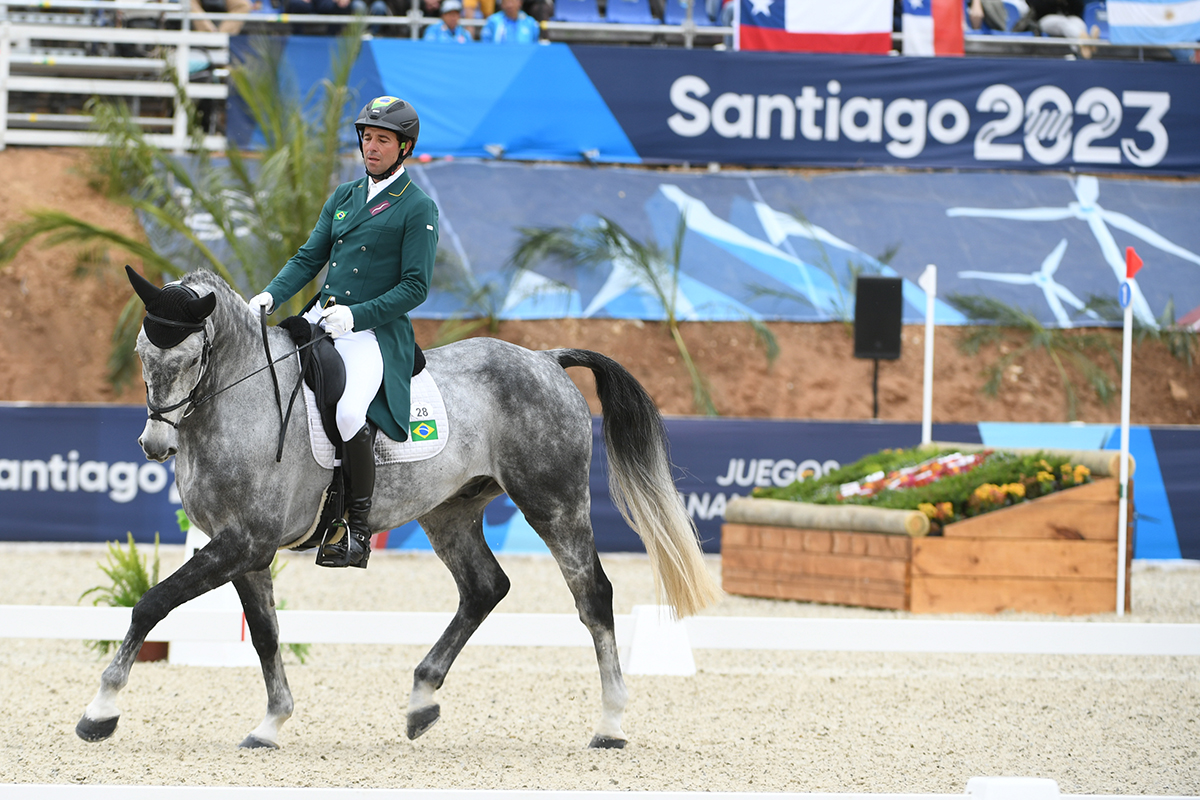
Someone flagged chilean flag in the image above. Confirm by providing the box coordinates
[738,0,893,54]
[901,0,965,55]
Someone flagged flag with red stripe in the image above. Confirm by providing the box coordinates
[738,0,893,54]
[901,0,964,56]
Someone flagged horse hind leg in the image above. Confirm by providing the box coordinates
[514,497,628,749]
[550,535,628,748]
[232,567,294,749]
[407,495,510,741]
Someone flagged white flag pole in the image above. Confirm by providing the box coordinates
[1116,287,1132,617]
[1115,247,1141,617]
[919,264,937,445]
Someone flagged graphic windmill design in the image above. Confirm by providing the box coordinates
[958,239,1099,328]
[947,176,1200,329]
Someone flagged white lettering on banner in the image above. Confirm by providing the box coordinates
[0,450,175,504]
[666,75,1172,168]
[714,457,840,489]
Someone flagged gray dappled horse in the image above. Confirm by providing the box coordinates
[75,268,720,749]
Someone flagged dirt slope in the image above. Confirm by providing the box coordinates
[1,147,1196,425]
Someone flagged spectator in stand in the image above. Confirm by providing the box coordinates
[966,0,1022,31]
[523,0,553,22]
[460,0,493,20]
[423,0,473,40]
[190,0,253,35]
[480,0,540,42]
[387,0,440,21]
[1022,0,1098,56]
[285,0,390,32]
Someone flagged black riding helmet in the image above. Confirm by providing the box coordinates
[355,96,420,181]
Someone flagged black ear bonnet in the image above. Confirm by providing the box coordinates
[125,265,216,348]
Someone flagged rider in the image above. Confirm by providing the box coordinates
[247,96,439,569]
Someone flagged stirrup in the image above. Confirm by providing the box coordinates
[315,519,368,569]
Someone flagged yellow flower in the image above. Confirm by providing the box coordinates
[1038,459,1053,472]
[1037,471,1055,483]
[1074,464,1091,480]
[1004,483,1026,498]
[937,502,954,519]
[918,502,938,519]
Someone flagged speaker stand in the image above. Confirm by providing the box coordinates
[872,359,880,419]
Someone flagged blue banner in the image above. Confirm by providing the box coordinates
[7,405,1191,560]
[230,38,1200,175]
[0,405,182,544]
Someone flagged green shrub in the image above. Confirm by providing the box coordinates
[753,445,1093,530]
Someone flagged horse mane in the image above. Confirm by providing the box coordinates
[180,270,259,341]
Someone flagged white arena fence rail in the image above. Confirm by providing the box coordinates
[3,604,1199,670]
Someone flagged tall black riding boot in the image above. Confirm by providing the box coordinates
[316,424,376,569]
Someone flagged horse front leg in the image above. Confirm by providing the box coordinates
[407,503,510,741]
[232,567,294,749]
[75,533,261,743]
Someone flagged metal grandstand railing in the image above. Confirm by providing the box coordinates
[0,0,228,151]
[2,0,1194,153]
[0,0,731,151]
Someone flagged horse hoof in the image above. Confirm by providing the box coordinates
[588,734,627,749]
[238,735,279,750]
[406,704,440,740]
[76,714,119,742]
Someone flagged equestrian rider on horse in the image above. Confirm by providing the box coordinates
[247,96,439,569]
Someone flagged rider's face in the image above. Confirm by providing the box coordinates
[361,126,404,176]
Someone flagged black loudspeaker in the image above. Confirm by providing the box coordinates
[853,276,903,360]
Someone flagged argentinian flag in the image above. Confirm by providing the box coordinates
[1108,0,1200,45]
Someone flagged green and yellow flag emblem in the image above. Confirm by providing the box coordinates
[410,420,438,441]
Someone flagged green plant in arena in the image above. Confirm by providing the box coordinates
[79,533,160,655]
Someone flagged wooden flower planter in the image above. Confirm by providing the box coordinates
[722,478,1133,616]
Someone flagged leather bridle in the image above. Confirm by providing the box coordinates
[143,314,211,428]
[143,308,329,462]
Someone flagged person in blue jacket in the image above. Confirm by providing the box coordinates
[423,0,474,41]
[480,0,540,42]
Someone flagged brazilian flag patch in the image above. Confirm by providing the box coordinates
[410,420,438,441]
[334,210,347,220]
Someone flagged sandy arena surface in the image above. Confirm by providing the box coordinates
[1,544,1198,794]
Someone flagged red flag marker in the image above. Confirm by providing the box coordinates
[1126,247,1143,280]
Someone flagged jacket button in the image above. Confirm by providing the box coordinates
[337,239,343,244]
[360,246,366,251]
[331,262,337,267]
[324,284,329,289]
[345,291,351,296]
[353,268,358,274]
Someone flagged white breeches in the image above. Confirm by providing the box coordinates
[304,306,384,441]
[1039,14,1087,39]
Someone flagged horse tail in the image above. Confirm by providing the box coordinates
[555,349,722,618]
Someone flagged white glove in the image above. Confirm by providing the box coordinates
[320,303,355,339]
[247,292,274,316]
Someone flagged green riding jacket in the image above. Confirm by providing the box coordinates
[264,172,439,443]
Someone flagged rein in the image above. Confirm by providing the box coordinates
[146,308,330,464]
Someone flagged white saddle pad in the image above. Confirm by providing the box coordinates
[303,369,449,469]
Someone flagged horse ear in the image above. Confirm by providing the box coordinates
[187,291,217,320]
[125,265,161,306]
